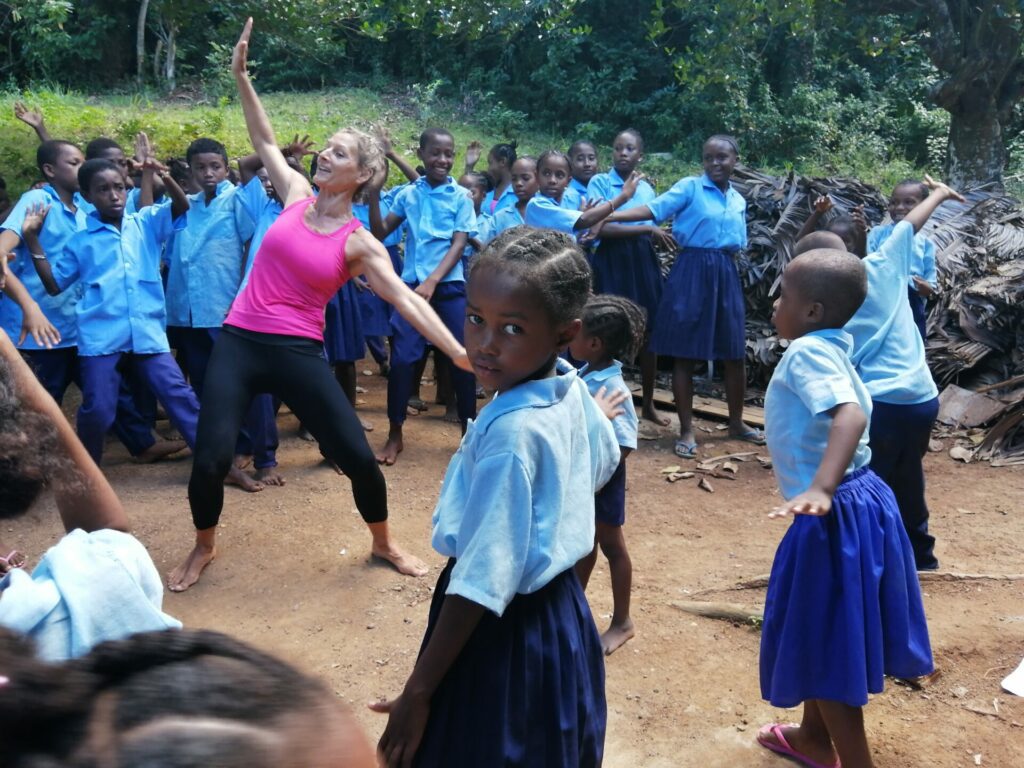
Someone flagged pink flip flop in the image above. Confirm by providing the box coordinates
[757,723,841,768]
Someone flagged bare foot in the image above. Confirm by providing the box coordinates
[601,618,636,655]
[254,466,286,486]
[234,453,253,470]
[756,723,838,767]
[224,466,265,493]
[375,433,403,465]
[371,542,428,577]
[297,426,316,442]
[135,439,187,463]
[167,543,217,592]
[443,404,460,424]
[642,405,671,427]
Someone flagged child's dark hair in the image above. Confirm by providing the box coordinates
[186,137,228,165]
[78,158,121,194]
[473,227,591,325]
[705,133,740,155]
[36,140,78,176]
[787,249,868,327]
[166,157,190,187]
[489,141,517,167]
[581,294,647,361]
[0,628,334,767]
[0,358,71,517]
[568,139,596,155]
[461,171,489,193]
[893,178,929,201]
[616,128,644,151]
[514,155,537,169]
[84,137,123,160]
[537,149,571,173]
[419,127,454,149]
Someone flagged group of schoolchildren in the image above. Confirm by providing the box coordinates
[1,81,958,768]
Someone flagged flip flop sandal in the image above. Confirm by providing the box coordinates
[673,439,698,459]
[756,723,841,768]
[407,397,429,412]
[735,427,767,446]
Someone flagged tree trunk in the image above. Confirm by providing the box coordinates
[136,0,150,86]
[946,102,1007,192]
[163,24,177,91]
[153,37,163,82]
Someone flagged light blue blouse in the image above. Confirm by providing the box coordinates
[482,183,517,218]
[580,361,638,450]
[586,168,656,248]
[765,329,872,500]
[524,194,582,235]
[389,176,477,284]
[164,180,255,328]
[844,221,938,404]
[867,223,937,289]
[0,186,88,349]
[478,205,525,245]
[236,177,283,289]
[431,359,620,615]
[53,204,184,356]
[354,186,405,248]
[646,173,747,250]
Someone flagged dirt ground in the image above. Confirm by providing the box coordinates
[9,365,1024,767]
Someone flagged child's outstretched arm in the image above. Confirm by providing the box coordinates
[14,102,51,143]
[22,202,63,297]
[575,171,645,230]
[159,165,190,220]
[374,125,420,182]
[794,195,833,242]
[902,175,965,233]
[0,269,60,347]
[232,18,311,208]
[365,163,405,241]
[0,327,128,532]
[237,152,264,185]
[370,595,486,767]
[770,402,866,518]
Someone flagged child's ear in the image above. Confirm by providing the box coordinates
[808,301,825,322]
[557,318,582,348]
[41,163,56,183]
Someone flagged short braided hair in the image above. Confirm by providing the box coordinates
[472,226,591,325]
[581,294,647,362]
[537,149,571,175]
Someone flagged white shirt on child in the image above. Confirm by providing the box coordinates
[844,221,938,405]
[431,359,620,616]
[580,361,638,450]
[765,328,872,500]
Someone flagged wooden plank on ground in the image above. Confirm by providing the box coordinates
[632,386,766,428]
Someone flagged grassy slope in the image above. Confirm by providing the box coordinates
[1,87,934,197]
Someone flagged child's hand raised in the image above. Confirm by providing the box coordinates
[283,134,314,158]
[21,202,50,237]
[851,204,867,234]
[372,124,394,156]
[13,102,43,129]
[593,386,629,421]
[769,487,832,518]
[923,174,966,203]
[812,194,833,214]
[465,140,484,169]
[621,171,644,199]
[231,17,254,78]
[366,160,388,193]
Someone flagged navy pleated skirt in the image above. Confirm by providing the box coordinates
[650,246,746,361]
[413,559,607,768]
[760,467,933,708]
[323,280,365,364]
[590,235,663,348]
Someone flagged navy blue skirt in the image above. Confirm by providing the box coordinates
[323,280,365,364]
[357,282,391,337]
[760,467,933,708]
[650,247,746,361]
[907,286,927,340]
[413,559,606,768]
[590,235,663,348]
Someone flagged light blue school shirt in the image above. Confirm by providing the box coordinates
[236,176,283,288]
[845,221,938,404]
[354,186,405,248]
[867,223,937,289]
[164,180,255,328]
[432,359,620,616]
[580,361,638,450]
[646,173,747,250]
[0,529,181,662]
[389,176,477,284]
[53,204,184,356]
[565,177,589,210]
[765,329,872,500]
[0,185,87,350]
[525,193,582,235]
[478,205,525,245]
[586,168,657,248]
[482,183,517,217]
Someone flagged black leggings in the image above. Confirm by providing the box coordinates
[188,327,387,530]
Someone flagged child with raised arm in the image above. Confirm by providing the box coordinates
[795,194,868,257]
[605,134,763,458]
[367,127,479,465]
[571,294,645,655]
[371,228,621,768]
[756,247,932,768]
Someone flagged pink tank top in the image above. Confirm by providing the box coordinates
[226,197,360,341]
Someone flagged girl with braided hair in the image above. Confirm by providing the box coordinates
[371,227,625,767]
[570,294,645,655]
[0,627,375,767]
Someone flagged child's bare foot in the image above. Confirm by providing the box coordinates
[601,618,635,655]
[371,542,428,577]
[254,466,286,486]
[756,723,838,768]
[234,453,253,470]
[443,404,460,423]
[376,430,403,465]
[642,405,671,427]
[167,543,217,592]
[225,466,264,493]
[135,438,187,463]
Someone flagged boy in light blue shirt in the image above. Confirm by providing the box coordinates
[367,127,479,465]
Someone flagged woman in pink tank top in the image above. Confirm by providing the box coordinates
[168,19,471,593]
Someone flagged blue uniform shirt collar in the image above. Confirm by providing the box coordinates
[473,358,578,432]
[84,209,119,234]
[580,360,624,383]
[189,179,234,206]
[415,175,458,194]
[804,327,854,354]
[608,168,627,187]
[42,184,84,214]
[700,173,734,197]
